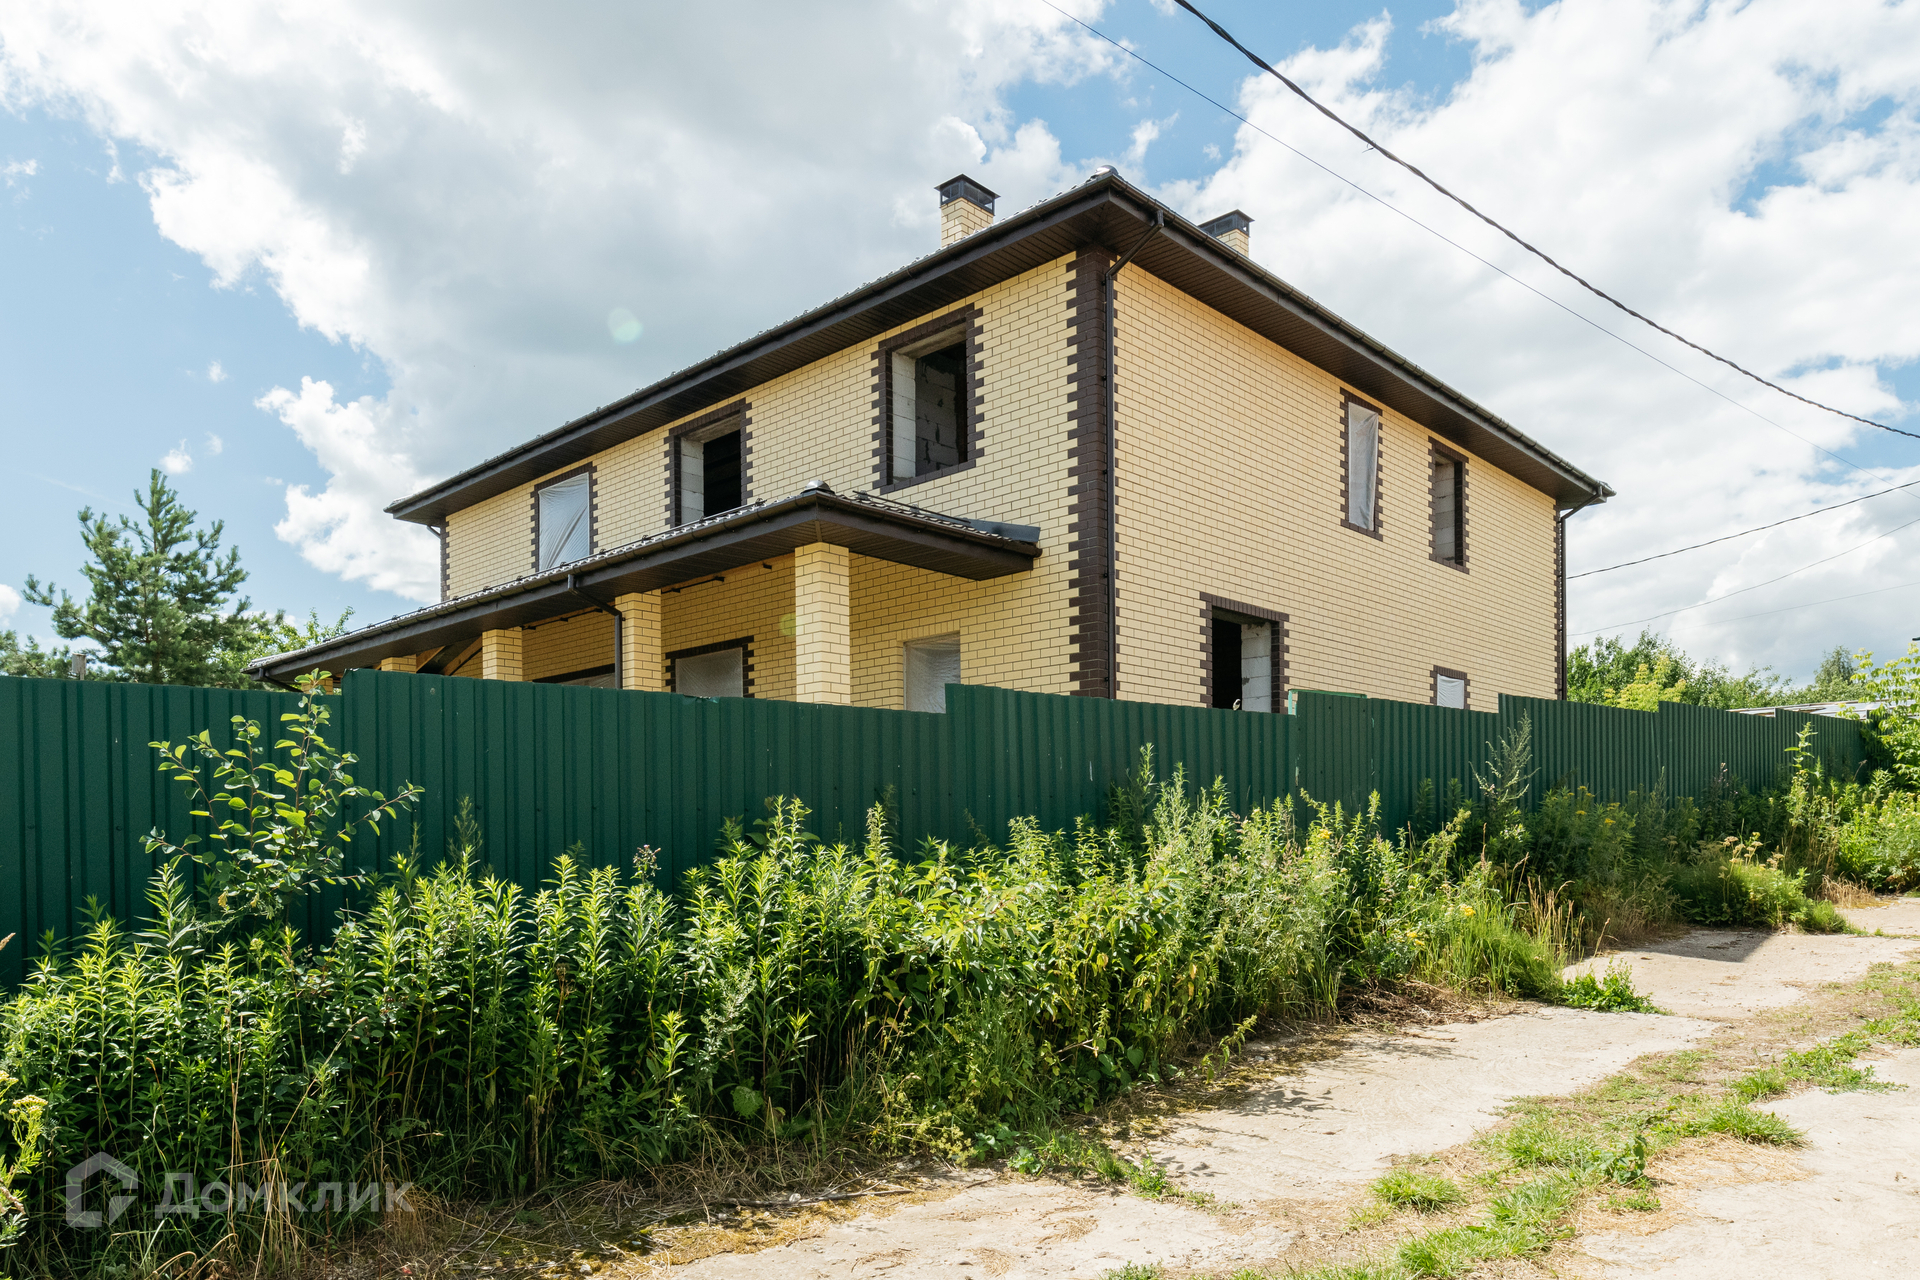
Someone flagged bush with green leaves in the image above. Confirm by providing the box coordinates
[144,673,421,926]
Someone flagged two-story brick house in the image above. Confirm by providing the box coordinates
[253,169,1612,712]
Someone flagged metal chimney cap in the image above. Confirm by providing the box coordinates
[935,174,998,212]
[801,479,835,495]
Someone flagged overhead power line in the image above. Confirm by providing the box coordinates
[1665,575,1920,632]
[1035,1,1920,507]
[1572,512,1920,637]
[1167,0,1920,443]
[1569,478,1920,579]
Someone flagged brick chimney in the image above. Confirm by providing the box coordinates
[937,174,997,247]
[1199,210,1252,256]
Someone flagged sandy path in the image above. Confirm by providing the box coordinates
[1562,926,1917,1018]
[1582,1048,1920,1278]
[1142,1008,1713,1205]
[649,914,1920,1278]
[1567,904,1920,1278]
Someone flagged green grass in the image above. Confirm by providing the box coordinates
[1370,1169,1463,1212]
[1671,1097,1804,1146]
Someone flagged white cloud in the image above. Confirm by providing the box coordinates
[1,158,36,186]
[203,431,223,454]
[160,440,191,474]
[259,377,443,601]
[0,0,1118,609]
[1123,114,1176,172]
[1162,0,1920,678]
[0,583,20,624]
[206,359,226,382]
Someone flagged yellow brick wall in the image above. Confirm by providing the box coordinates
[521,610,615,682]
[436,249,1561,710]
[659,558,797,698]
[1111,266,1559,708]
[446,257,1084,704]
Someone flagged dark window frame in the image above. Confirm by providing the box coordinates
[1199,593,1290,712]
[665,636,755,698]
[1428,438,1469,572]
[1339,391,1385,540]
[1431,665,1471,711]
[534,664,616,685]
[664,400,753,528]
[530,463,597,574]
[870,304,984,492]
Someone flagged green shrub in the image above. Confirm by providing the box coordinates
[3,756,1367,1271]
[1559,962,1663,1014]
[1837,792,1920,890]
[1669,838,1842,931]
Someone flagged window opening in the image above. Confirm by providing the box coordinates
[677,415,744,524]
[891,326,967,481]
[904,634,962,712]
[1210,613,1273,712]
[1435,672,1467,709]
[537,472,592,570]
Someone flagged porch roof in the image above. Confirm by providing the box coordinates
[248,489,1040,685]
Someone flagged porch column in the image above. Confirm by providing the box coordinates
[616,591,665,692]
[479,627,524,682]
[377,654,420,673]
[793,541,851,705]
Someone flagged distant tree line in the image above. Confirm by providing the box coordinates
[1568,630,1861,712]
[0,469,349,689]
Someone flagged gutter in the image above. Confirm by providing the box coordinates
[1554,496,1604,700]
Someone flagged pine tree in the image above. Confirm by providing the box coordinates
[14,470,283,688]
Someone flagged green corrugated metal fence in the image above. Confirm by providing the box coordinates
[0,671,1863,986]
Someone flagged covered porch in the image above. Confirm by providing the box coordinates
[252,488,1042,708]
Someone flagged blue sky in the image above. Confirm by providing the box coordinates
[1,115,383,630]
[4,0,1919,682]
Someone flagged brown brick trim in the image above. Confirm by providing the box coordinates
[1431,665,1471,711]
[531,462,597,574]
[665,400,752,527]
[665,635,755,697]
[1555,514,1568,700]
[870,305,983,492]
[1200,593,1290,711]
[1427,437,1469,572]
[1339,391,1384,540]
[1064,249,1114,698]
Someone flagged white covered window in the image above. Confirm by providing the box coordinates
[891,327,967,482]
[1432,450,1464,564]
[674,646,745,698]
[903,634,962,712]
[1434,672,1467,710]
[536,472,592,570]
[1345,399,1380,531]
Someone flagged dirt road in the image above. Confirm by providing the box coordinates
[635,902,1920,1278]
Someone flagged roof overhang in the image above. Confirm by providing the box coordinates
[251,491,1039,684]
[386,172,1611,526]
